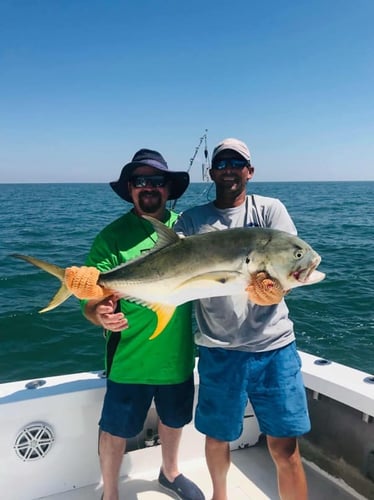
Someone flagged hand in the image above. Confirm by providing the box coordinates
[246,271,286,306]
[64,266,112,299]
[93,295,128,332]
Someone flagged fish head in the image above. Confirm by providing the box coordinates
[246,230,325,290]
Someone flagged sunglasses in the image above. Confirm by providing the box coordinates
[130,175,168,188]
[211,159,250,170]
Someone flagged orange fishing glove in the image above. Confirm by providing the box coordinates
[246,271,286,306]
[64,266,111,300]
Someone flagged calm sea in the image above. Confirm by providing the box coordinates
[0,181,373,383]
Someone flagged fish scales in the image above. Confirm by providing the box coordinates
[11,217,325,339]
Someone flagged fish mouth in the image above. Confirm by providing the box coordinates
[292,257,325,285]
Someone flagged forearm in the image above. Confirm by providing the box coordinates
[83,295,128,332]
[83,299,104,326]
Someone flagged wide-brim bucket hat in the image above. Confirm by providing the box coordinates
[110,148,190,202]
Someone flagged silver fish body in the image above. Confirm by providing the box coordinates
[12,216,325,339]
[99,217,324,304]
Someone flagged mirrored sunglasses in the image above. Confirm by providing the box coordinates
[130,175,168,188]
[211,159,250,170]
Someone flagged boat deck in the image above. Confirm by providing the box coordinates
[3,359,371,500]
[41,437,364,500]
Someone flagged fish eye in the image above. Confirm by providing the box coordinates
[294,248,305,259]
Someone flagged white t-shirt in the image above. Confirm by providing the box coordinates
[174,195,297,352]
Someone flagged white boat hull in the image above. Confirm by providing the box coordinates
[0,351,373,499]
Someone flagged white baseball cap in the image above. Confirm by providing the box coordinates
[212,138,251,163]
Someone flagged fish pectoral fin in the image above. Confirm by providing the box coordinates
[148,303,177,340]
[39,284,72,313]
[180,271,242,286]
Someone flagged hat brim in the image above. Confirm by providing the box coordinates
[110,161,190,202]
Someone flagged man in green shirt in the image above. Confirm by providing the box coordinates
[81,149,204,500]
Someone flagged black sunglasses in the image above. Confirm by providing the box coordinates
[130,175,168,188]
[211,159,250,170]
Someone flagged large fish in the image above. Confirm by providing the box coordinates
[12,216,325,339]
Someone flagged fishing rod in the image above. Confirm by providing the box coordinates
[170,129,210,210]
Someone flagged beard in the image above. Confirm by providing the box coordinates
[138,190,163,213]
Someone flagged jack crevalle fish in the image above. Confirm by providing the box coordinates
[12,216,325,339]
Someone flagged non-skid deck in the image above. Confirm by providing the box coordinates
[41,438,365,500]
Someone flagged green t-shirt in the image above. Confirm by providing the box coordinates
[83,210,194,384]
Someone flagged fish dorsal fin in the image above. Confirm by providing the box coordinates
[142,215,180,251]
[101,216,181,275]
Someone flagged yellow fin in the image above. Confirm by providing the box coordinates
[39,284,72,313]
[148,303,176,340]
[12,254,73,312]
[12,254,65,281]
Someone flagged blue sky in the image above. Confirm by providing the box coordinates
[1,0,373,183]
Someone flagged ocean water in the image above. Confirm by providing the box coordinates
[0,181,373,383]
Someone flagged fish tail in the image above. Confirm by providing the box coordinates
[39,283,72,313]
[11,254,72,313]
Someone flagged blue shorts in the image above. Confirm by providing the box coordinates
[195,342,310,441]
[99,376,194,438]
